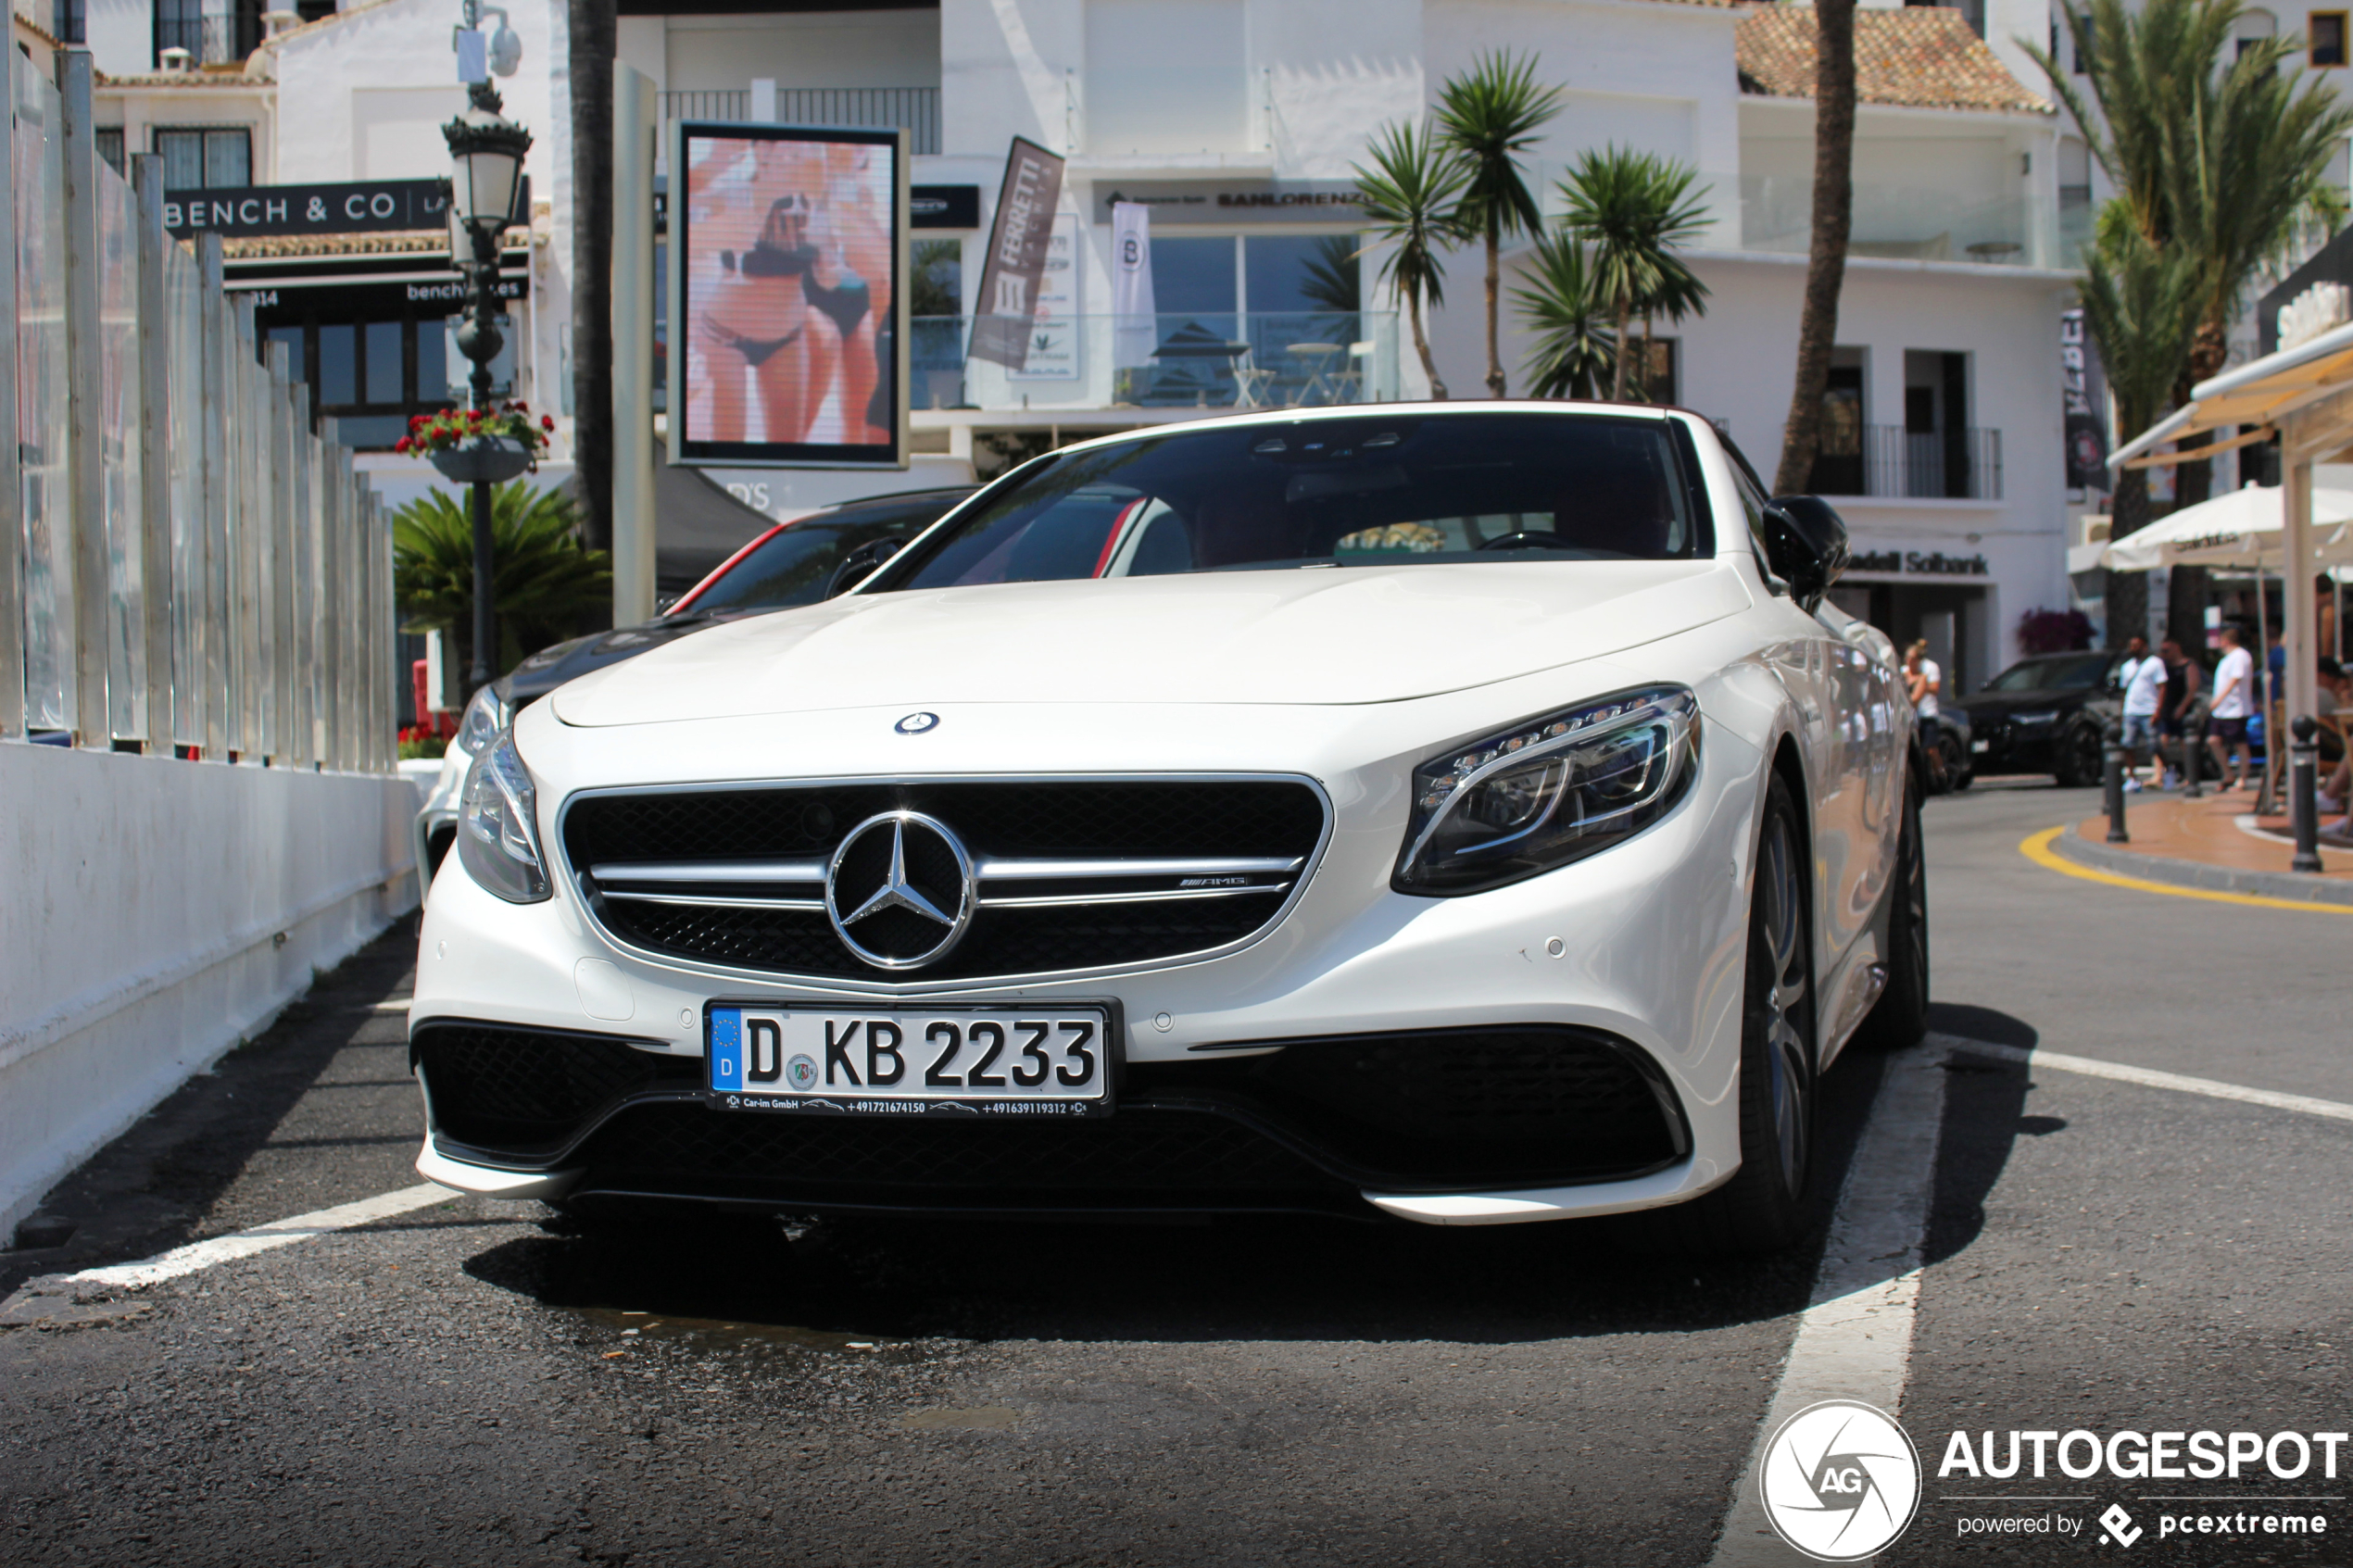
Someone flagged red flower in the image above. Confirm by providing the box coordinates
[541,415,555,432]
[408,414,426,433]
[394,436,411,454]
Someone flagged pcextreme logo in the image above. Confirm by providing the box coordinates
[1760,1400,1924,1562]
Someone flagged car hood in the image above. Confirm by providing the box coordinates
[551,560,1748,726]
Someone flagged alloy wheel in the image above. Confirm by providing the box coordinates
[1755,814,1812,1194]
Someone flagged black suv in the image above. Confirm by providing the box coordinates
[1946,651,2127,786]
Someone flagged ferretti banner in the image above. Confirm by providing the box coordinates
[969,137,1065,370]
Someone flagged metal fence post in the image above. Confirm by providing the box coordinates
[317,420,341,769]
[0,47,21,742]
[198,233,229,759]
[132,154,173,755]
[2289,715,2323,873]
[2103,717,2130,844]
[57,49,106,746]
[235,296,265,759]
[267,336,296,763]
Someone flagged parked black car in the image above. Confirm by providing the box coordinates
[414,485,975,887]
[1946,651,2126,786]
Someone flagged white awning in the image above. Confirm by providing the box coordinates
[2098,483,2353,571]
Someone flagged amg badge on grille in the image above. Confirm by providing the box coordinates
[823,811,975,970]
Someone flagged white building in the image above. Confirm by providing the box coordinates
[57,0,2351,678]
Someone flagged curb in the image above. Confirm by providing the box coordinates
[2056,822,2353,908]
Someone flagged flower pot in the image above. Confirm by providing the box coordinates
[427,437,533,485]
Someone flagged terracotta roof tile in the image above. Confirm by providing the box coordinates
[1737,4,2050,116]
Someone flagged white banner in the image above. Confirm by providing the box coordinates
[1112,201,1157,370]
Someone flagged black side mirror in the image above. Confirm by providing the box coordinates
[1761,495,1851,612]
[824,536,905,599]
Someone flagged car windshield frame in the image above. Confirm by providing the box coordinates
[673,494,970,616]
[865,412,1714,595]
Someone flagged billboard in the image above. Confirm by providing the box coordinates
[669,122,909,469]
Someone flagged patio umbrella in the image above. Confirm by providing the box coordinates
[2099,483,2353,572]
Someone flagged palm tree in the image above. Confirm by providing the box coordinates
[1298,235,1364,316]
[1512,231,1616,399]
[1558,146,1713,401]
[1629,261,1710,403]
[1352,119,1472,399]
[396,483,613,678]
[2079,211,2200,649]
[1771,0,1857,495]
[571,0,617,567]
[1432,50,1562,397]
[2029,0,2352,636]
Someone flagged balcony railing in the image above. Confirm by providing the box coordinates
[1740,173,2042,268]
[661,87,940,156]
[905,312,1402,413]
[155,14,252,67]
[1811,426,2004,500]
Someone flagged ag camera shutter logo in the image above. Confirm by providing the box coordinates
[1760,1400,1922,1561]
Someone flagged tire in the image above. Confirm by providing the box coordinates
[1854,768,1930,1050]
[2055,723,2104,788]
[1934,730,1969,793]
[1629,773,1818,1257]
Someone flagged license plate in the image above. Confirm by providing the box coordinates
[1971,739,1990,752]
[705,1004,1114,1118]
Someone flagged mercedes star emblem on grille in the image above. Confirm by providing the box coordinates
[823,810,975,970]
[894,711,939,734]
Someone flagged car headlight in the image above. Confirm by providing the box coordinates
[1394,686,1700,896]
[451,684,511,759]
[455,730,549,903]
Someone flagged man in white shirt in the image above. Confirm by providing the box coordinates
[2207,623,2256,792]
[2116,634,2167,791]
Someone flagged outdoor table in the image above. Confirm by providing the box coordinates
[1285,342,1344,407]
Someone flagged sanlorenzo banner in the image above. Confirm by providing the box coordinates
[969,137,1065,370]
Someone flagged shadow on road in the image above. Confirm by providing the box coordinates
[457,1042,1987,1348]
[1925,1002,2037,1269]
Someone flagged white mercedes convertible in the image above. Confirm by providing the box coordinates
[410,404,1926,1254]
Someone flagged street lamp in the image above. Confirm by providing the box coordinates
[440,2,530,698]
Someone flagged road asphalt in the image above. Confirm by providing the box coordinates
[4,781,2347,1566]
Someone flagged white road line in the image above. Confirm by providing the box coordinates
[65,1183,455,1290]
[1940,1035,2353,1125]
[1706,1047,1951,1567]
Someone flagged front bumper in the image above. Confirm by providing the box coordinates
[411,703,1762,1227]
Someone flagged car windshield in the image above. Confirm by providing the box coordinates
[1984,655,2114,692]
[681,497,961,613]
[880,414,1704,592]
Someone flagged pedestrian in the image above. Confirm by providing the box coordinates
[2116,634,2166,791]
[2158,636,2202,788]
[1903,639,1942,721]
[2208,622,2257,792]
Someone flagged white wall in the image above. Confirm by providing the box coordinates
[663,7,942,94]
[269,0,564,197]
[83,0,150,79]
[0,746,420,1236]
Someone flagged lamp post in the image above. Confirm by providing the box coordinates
[440,3,530,697]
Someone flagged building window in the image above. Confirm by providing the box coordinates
[154,126,252,191]
[52,0,83,44]
[95,129,124,177]
[2315,13,2349,67]
[154,0,264,67]
[261,306,519,450]
[2306,12,2343,66]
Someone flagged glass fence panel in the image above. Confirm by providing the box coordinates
[15,56,69,731]
[166,239,204,746]
[911,312,1403,413]
[97,158,142,740]
[1738,175,2038,268]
